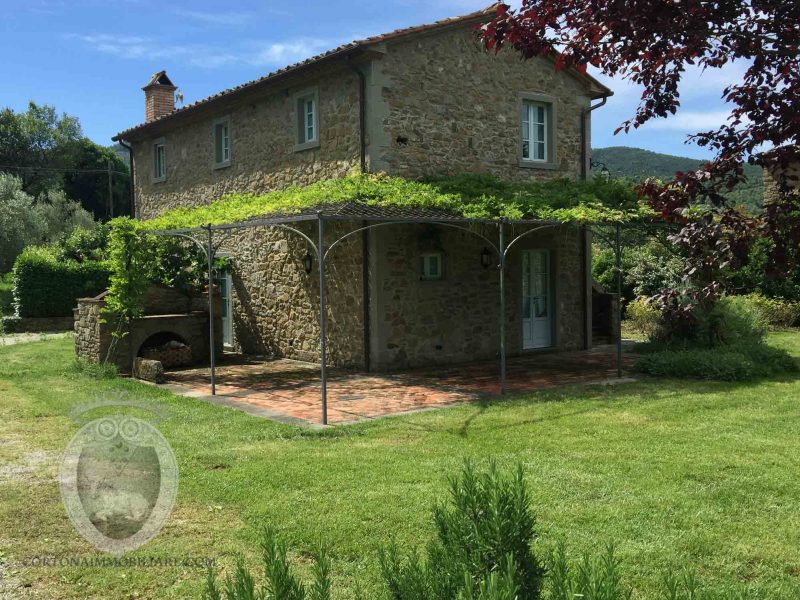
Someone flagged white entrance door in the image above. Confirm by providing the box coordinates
[522,250,552,349]
[216,271,233,347]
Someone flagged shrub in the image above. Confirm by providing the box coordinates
[744,293,800,328]
[625,297,662,340]
[379,461,543,600]
[654,295,769,347]
[203,527,330,600]
[694,295,768,347]
[12,246,110,318]
[634,342,797,381]
[57,224,109,263]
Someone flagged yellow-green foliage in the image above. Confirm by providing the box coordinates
[138,173,651,232]
[108,174,651,315]
[626,296,663,340]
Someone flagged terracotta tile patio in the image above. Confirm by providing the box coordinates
[161,345,635,427]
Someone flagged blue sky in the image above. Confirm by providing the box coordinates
[1,0,745,160]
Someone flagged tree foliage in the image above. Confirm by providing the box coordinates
[0,102,129,219]
[0,173,94,272]
[480,0,800,331]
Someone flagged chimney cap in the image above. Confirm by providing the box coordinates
[143,70,176,90]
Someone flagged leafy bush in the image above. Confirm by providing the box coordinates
[379,461,543,600]
[12,246,110,317]
[694,295,768,347]
[203,527,331,600]
[625,297,662,340]
[634,342,797,381]
[57,224,110,263]
[653,295,769,347]
[743,293,800,328]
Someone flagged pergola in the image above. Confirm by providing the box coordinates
[151,202,627,425]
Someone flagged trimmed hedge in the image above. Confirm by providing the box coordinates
[12,246,110,318]
[634,342,798,381]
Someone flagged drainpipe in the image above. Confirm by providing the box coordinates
[347,60,367,174]
[118,140,135,218]
[580,95,608,180]
[348,59,371,370]
[580,95,608,351]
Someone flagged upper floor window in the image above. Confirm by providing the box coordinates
[522,101,548,162]
[153,138,166,182]
[213,117,231,168]
[294,88,320,151]
[519,94,557,169]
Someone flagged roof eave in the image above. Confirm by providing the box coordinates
[113,46,368,142]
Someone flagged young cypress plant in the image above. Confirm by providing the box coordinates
[379,460,544,600]
[203,527,331,600]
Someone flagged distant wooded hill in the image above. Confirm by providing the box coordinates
[591,146,763,213]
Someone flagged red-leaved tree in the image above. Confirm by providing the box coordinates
[479,0,800,329]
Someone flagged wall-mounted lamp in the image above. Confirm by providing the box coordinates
[302,252,313,274]
[480,247,492,268]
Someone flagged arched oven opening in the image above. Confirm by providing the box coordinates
[137,331,193,369]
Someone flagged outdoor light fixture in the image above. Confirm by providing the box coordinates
[481,247,491,268]
[302,252,313,274]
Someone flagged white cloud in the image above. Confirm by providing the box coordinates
[67,33,334,69]
[247,40,332,67]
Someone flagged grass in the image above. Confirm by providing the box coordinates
[0,333,799,598]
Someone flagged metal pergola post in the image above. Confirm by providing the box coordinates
[206,225,217,395]
[615,223,623,379]
[318,213,328,425]
[498,221,507,395]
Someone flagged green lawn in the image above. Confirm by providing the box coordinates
[1,333,799,599]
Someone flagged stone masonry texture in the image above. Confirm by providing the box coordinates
[125,21,595,370]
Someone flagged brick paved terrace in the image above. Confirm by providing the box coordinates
[160,345,636,427]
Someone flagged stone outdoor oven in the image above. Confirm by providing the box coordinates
[74,285,223,374]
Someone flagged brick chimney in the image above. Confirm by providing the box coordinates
[143,71,176,122]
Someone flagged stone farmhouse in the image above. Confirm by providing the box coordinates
[111,5,614,372]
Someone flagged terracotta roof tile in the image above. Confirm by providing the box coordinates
[113,3,611,141]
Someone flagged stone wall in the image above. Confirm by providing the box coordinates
[74,298,107,364]
[132,67,362,219]
[370,224,587,370]
[368,26,592,181]
[74,288,223,374]
[219,222,366,368]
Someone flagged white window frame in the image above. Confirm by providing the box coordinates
[152,137,166,182]
[293,88,320,152]
[518,93,557,170]
[522,101,548,162]
[213,116,231,169]
[420,253,443,281]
